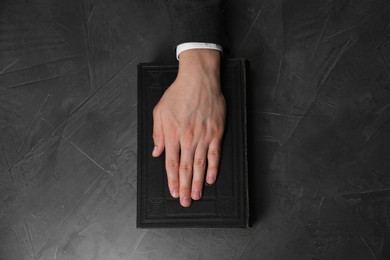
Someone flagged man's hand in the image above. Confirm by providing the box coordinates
[152,49,225,207]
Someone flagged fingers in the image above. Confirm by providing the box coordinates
[152,102,224,208]
[179,145,195,207]
[206,137,222,185]
[191,143,207,200]
[152,108,165,157]
[159,127,222,207]
[165,133,180,199]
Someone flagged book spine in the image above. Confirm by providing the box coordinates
[242,59,251,228]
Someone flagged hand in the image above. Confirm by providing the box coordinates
[152,49,226,207]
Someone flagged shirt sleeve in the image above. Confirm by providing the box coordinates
[166,0,224,47]
[176,42,223,60]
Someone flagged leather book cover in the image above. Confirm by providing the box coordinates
[137,59,249,228]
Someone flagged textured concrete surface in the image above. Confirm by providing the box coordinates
[1,0,390,259]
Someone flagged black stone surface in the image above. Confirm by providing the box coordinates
[0,0,389,259]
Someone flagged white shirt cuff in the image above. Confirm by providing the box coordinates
[176,42,223,60]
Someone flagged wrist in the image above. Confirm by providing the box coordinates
[177,49,221,80]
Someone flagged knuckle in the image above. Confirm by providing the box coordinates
[166,159,179,170]
[153,131,161,140]
[208,148,221,158]
[185,129,195,140]
[180,162,192,173]
[194,158,206,168]
[210,123,223,134]
[181,133,195,148]
[216,128,224,136]
[168,130,178,143]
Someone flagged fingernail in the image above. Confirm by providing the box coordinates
[192,191,201,200]
[172,190,179,198]
[182,197,191,206]
[206,175,215,185]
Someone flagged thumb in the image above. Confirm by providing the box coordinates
[152,107,165,157]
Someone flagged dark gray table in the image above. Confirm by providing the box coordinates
[1,1,389,259]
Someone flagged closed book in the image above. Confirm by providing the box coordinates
[137,59,249,228]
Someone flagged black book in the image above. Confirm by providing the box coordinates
[137,59,249,228]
